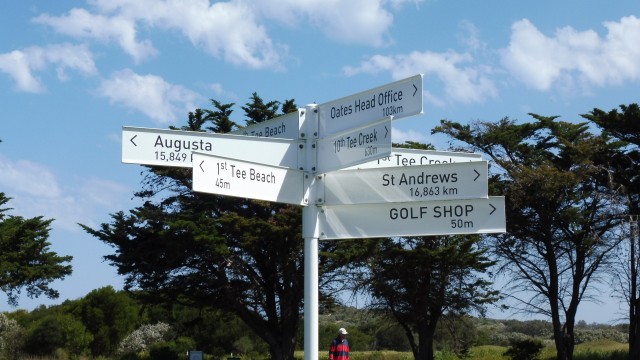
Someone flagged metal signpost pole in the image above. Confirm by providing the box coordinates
[303,204,319,360]
[301,104,320,360]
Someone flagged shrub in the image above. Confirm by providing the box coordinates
[0,312,24,360]
[504,338,544,360]
[23,313,92,358]
[149,343,180,360]
[117,322,172,355]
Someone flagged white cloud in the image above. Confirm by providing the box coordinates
[458,20,487,53]
[35,0,285,69]
[34,8,157,64]
[0,154,129,232]
[256,0,396,46]
[392,128,428,144]
[0,50,44,93]
[97,69,204,124]
[0,155,62,198]
[0,43,96,93]
[344,50,497,105]
[208,82,239,102]
[501,16,640,92]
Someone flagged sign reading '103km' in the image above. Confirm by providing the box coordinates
[317,74,423,138]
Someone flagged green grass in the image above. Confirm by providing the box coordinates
[296,340,629,360]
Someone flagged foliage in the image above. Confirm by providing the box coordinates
[117,322,172,355]
[0,312,24,359]
[434,315,477,357]
[504,338,544,360]
[75,286,140,357]
[23,312,92,358]
[574,329,628,345]
[0,192,73,306]
[148,342,180,360]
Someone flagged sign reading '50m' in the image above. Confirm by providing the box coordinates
[317,74,423,138]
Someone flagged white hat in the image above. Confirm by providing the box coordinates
[338,328,348,335]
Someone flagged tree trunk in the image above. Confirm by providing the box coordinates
[416,322,437,360]
[562,322,575,360]
[265,329,297,360]
[551,317,568,360]
[631,296,640,360]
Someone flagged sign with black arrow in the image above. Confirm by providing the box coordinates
[320,161,488,205]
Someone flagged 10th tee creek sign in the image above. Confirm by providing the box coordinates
[120,74,506,360]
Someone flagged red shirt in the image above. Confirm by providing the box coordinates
[329,337,349,360]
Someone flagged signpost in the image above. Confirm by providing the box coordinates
[121,74,506,360]
[316,117,392,173]
[122,126,301,169]
[317,74,423,137]
[192,152,306,205]
[317,197,505,240]
[321,161,488,205]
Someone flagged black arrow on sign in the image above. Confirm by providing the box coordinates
[413,84,418,96]
[474,169,480,181]
[130,135,138,146]
[385,126,389,138]
[489,203,496,215]
[199,160,205,172]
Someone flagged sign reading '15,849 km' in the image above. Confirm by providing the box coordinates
[122,126,301,169]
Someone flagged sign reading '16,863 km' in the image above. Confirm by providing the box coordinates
[320,161,488,205]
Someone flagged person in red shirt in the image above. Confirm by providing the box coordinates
[329,328,350,360]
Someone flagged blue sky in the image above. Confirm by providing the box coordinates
[1,0,639,324]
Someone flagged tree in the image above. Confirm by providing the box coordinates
[354,235,497,360]
[24,312,92,357]
[0,192,73,306]
[583,103,640,358]
[82,95,323,360]
[434,114,624,360]
[73,286,140,356]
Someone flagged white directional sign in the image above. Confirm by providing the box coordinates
[318,74,423,138]
[122,126,300,169]
[346,148,483,169]
[316,117,392,173]
[230,110,301,140]
[321,161,488,205]
[192,152,306,205]
[318,197,505,240]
